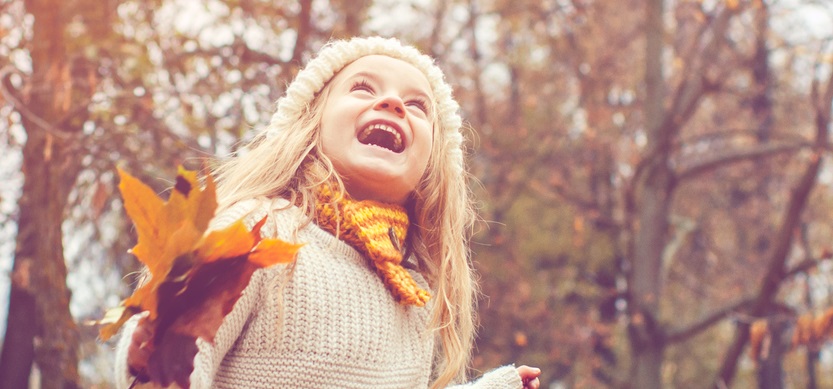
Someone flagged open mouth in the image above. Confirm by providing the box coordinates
[357,123,404,153]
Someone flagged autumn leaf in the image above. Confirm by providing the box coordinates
[749,320,768,360]
[95,167,301,388]
[750,306,833,362]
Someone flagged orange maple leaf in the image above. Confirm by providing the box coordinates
[96,167,301,388]
[749,320,768,360]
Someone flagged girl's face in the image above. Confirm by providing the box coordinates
[319,55,434,205]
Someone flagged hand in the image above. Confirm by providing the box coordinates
[517,365,541,389]
[127,313,154,380]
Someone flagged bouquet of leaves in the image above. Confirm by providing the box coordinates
[96,168,300,388]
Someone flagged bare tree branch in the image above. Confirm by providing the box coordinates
[0,66,81,141]
[667,252,830,346]
[527,177,596,211]
[783,258,826,279]
[428,0,448,59]
[714,39,833,389]
[525,177,621,230]
[666,297,757,344]
[675,142,808,182]
[290,0,313,68]
[661,7,738,143]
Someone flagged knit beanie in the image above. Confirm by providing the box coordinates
[265,36,465,174]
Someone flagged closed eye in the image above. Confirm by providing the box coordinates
[350,79,374,93]
[406,98,429,114]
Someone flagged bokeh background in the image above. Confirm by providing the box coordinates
[2,0,833,388]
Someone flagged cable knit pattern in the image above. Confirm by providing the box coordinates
[114,197,523,388]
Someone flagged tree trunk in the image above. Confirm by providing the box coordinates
[806,349,818,389]
[289,0,313,70]
[0,284,37,388]
[0,0,93,387]
[1,131,82,389]
[751,8,784,389]
[340,0,370,37]
[627,0,670,387]
[713,2,833,385]
[756,318,786,389]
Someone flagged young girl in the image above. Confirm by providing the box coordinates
[116,36,541,389]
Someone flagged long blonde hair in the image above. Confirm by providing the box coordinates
[213,53,477,389]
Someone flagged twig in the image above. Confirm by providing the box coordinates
[0,65,81,140]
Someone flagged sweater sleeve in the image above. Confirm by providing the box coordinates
[113,314,140,389]
[113,198,271,389]
[446,365,524,389]
[189,267,270,388]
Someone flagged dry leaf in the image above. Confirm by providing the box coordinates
[749,320,767,360]
[96,167,301,388]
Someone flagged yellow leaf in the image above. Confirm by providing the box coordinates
[164,167,217,236]
[196,220,257,263]
[100,166,301,356]
[117,168,166,272]
[249,238,303,267]
[749,320,767,359]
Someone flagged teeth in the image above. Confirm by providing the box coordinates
[358,123,403,152]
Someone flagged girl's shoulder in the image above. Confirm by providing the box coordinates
[209,198,267,231]
[210,197,305,238]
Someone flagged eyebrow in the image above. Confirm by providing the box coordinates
[342,70,433,103]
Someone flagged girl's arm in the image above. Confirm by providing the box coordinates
[113,269,268,388]
[446,365,540,389]
[113,199,270,388]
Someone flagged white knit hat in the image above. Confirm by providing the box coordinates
[265,37,464,168]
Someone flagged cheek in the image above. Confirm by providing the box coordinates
[413,124,435,175]
[319,112,349,155]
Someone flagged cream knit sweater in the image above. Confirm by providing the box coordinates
[114,197,522,389]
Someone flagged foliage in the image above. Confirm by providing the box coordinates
[97,167,299,387]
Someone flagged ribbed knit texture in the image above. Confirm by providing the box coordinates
[114,198,523,389]
[314,183,431,306]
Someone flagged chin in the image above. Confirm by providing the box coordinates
[344,176,411,204]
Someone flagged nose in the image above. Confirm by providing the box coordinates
[374,96,406,118]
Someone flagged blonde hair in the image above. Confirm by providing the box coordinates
[212,37,477,388]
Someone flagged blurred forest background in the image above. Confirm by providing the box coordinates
[1,0,833,388]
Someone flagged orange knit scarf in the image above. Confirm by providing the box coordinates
[314,184,431,306]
